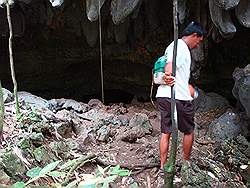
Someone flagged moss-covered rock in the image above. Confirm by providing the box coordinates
[49,138,79,159]
[0,151,26,177]
[33,146,55,165]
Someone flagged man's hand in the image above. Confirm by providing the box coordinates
[164,73,175,86]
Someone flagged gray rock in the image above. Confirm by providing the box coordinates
[181,160,211,187]
[196,157,247,187]
[111,0,141,25]
[17,91,49,109]
[0,151,26,176]
[96,125,111,142]
[0,170,10,184]
[194,90,230,112]
[48,98,89,113]
[235,0,250,28]
[214,136,249,171]
[117,113,152,142]
[116,115,130,126]
[76,132,96,146]
[209,109,241,141]
[2,88,13,103]
[49,138,79,158]
[129,113,152,134]
[117,126,145,143]
[209,0,236,39]
[232,64,250,118]
[33,146,55,164]
[88,99,105,109]
[215,0,240,10]
[30,132,44,146]
[54,122,73,138]
[86,0,106,22]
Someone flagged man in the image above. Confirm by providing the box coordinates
[156,21,206,173]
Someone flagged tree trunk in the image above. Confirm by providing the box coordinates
[0,80,4,147]
[6,1,20,116]
[164,0,179,187]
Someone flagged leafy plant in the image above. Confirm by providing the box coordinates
[12,158,131,188]
[17,109,41,123]
[13,160,64,188]
[79,164,131,188]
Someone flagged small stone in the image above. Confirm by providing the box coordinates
[0,170,10,184]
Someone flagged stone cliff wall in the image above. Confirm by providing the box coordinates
[0,0,249,103]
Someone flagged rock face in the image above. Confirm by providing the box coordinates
[232,64,250,118]
[0,0,250,102]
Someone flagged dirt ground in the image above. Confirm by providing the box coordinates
[1,99,248,187]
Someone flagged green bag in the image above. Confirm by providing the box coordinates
[153,55,168,85]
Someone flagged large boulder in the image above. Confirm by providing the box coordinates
[194,90,230,112]
[209,109,241,141]
[232,64,250,118]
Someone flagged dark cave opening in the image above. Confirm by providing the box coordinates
[0,10,250,106]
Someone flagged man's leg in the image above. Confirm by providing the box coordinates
[160,133,171,169]
[183,131,194,160]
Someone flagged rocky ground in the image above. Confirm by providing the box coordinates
[0,89,249,188]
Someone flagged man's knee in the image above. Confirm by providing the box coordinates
[161,133,171,140]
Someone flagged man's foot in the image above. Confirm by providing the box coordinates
[158,168,165,178]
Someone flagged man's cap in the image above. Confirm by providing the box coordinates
[181,21,207,37]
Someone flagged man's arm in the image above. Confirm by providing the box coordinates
[164,61,175,86]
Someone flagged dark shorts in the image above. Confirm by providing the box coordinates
[157,97,195,134]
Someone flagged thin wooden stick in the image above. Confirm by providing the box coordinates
[6,1,20,116]
[0,80,4,146]
[164,0,179,187]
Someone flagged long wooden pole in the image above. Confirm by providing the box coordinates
[0,80,4,146]
[6,1,20,116]
[164,0,179,187]
[98,0,104,104]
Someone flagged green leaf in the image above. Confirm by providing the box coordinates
[39,160,61,175]
[108,166,130,176]
[117,169,130,177]
[59,159,77,171]
[26,167,42,178]
[103,165,111,172]
[48,170,66,177]
[12,182,26,188]
[65,180,78,188]
[111,165,120,174]
[97,165,105,175]
[79,184,96,188]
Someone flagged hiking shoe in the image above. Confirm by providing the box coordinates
[158,168,165,178]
